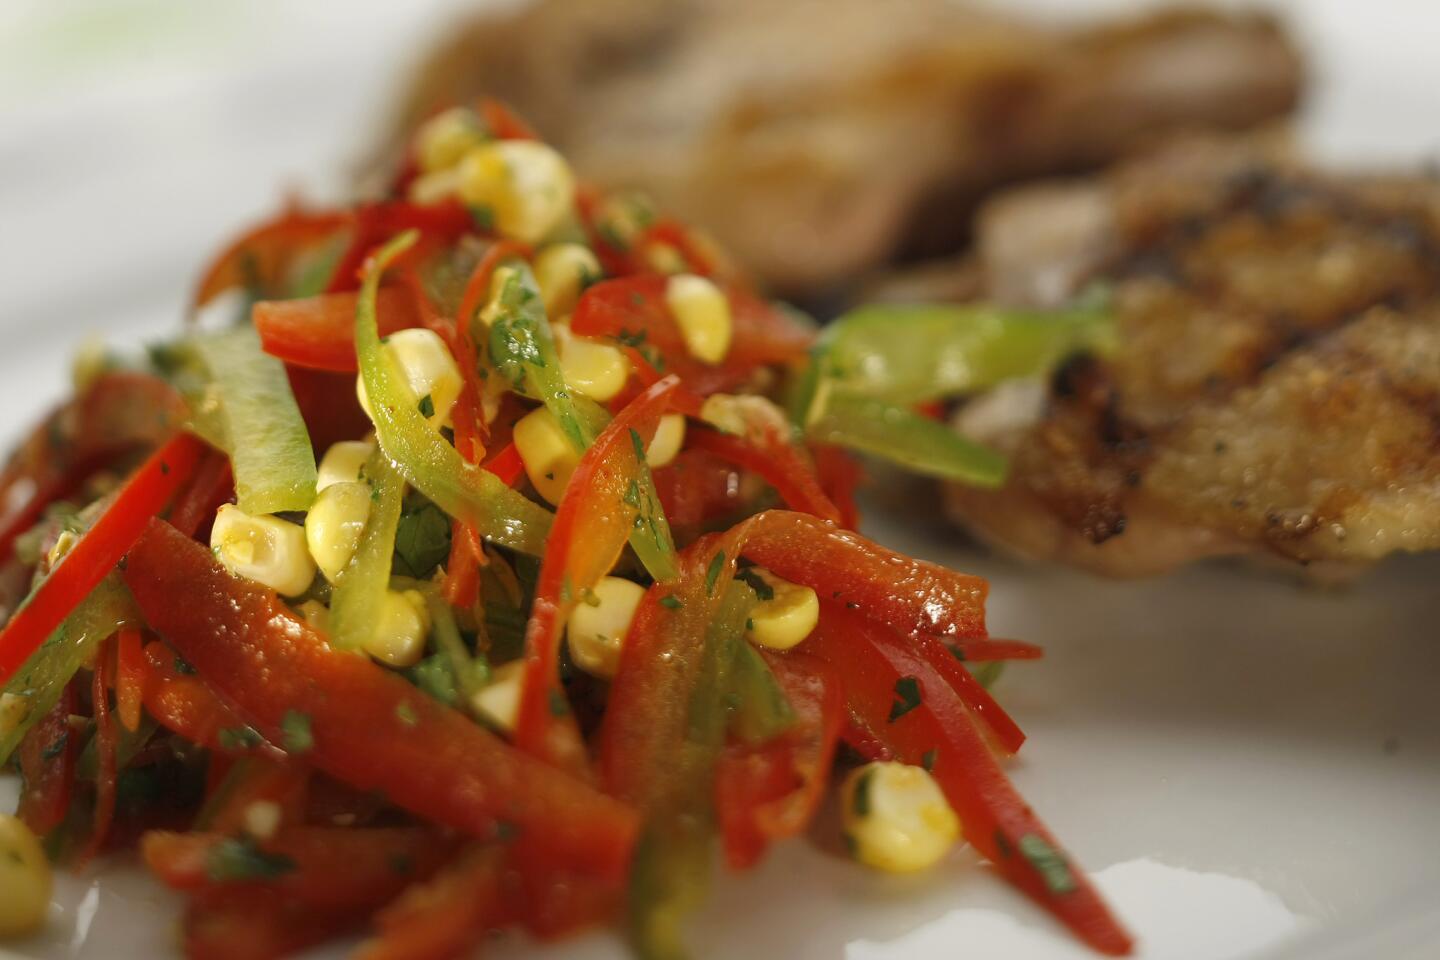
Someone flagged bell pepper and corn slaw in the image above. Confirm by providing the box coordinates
[0,100,1125,959]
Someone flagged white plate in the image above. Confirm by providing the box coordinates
[2,2,1439,958]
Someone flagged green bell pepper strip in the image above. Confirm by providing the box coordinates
[487,263,605,448]
[0,575,136,766]
[327,451,405,651]
[189,326,318,514]
[797,302,1116,415]
[485,262,677,581]
[808,393,1008,487]
[424,589,489,700]
[628,578,756,960]
[354,232,553,556]
[725,641,796,746]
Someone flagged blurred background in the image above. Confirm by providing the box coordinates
[1,0,1436,394]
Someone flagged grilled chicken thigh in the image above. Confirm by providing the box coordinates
[376,0,1300,297]
[940,135,1440,576]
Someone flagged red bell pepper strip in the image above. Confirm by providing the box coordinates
[0,372,187,566]
[253,287,421,371]
[354,844,508,960]
[715,650,843,869]
[122,518,639,880]
[144,827,449,910]
[324,200,473,294]
[285,366,374,454]
[739,510,993,645]
[168,450,233,541]
[182,889,355,960]
[0,431,204,687]
[810,442,862,530]
[651,449,745,533]
[139,641,282,760]
[78,634,119,865]
[192,207,349,310]
[571,275,815,394]
[807,602,1133,956]
[114,627,145,733]
[16,682,77,836]
[480,97,539,141]
[686,425,842,524]
[198,757,310,836]
[515,375,680,775]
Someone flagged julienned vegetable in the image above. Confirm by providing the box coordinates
[0,99,1129,960]
[188,326,319,515]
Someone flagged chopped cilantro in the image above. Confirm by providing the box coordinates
[630,427,647,463]
[736,569,774,602]
[408,653,457,705]
[469,204,495,231]
[548,690,570,717]
[887,677,923,723]
[392,493,452,578]
[615,329,647,348]
[852,768,874,817]
[417,393,435,418]
[173,655,197,675]
[40,732,68,761]
[280,710,313,754]
[205,836,296,883]
[659,595,683,610]
[1018,834,1077,894]
[705,551,726,596]
[921,748,938,772]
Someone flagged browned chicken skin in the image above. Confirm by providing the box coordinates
[377,1,1301,297]
[939,136,1440,576]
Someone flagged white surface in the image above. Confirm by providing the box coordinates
[2,1,1439,958]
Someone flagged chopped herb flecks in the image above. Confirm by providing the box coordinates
[887,677,922,723]
[280,710,313,754]
[705,551,726,596]
[1018,834,1077,894]
[206,836,296,883]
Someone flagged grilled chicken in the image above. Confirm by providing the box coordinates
[376,0,1301,297]
[934,135,1440,576]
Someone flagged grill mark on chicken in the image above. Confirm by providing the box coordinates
[938,136,1440,575]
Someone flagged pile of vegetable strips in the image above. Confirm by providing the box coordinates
[0,99,1127,959]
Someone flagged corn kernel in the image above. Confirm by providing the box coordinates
[457,141,575,244]
[0,813,51,938]
[513,406,580,505]
[415,106,486,173]
[363,589,430,668]
[842,761,960,874]
[243,800,282,842]
[356,328,463,431]
[743,567,819,651]
[211,504,316,597]
[304,481,372,582]
[647,414,686,468]
[295,599,330,633]
[477,265,520,329]
[665,273,732,365]
[566,576,646,678]
[0,693,28,742]
[699,393,788,437]
[471,659,525,733]
[316,441,374,492]
[554,321,630,403]
[406,167,461,206]
[533,243,602,316]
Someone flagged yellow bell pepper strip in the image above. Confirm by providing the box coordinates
[327,452,405,651]
[189,326,319,514]
[354,231,553,556]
